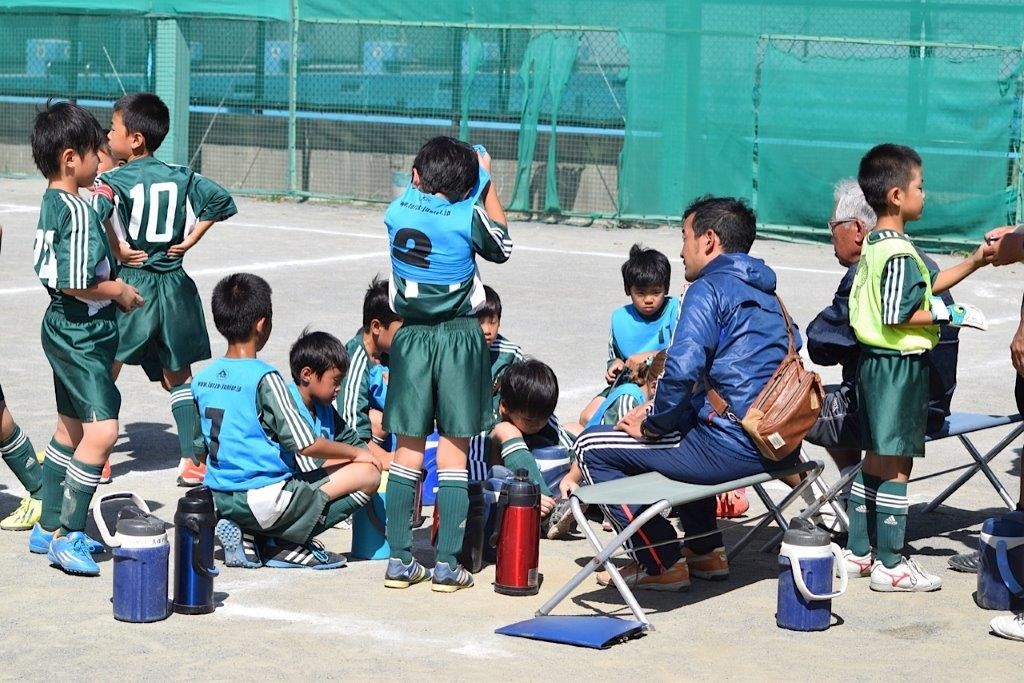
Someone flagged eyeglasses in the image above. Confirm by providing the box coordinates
[827,217,856,232]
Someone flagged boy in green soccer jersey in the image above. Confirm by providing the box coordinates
[0,225,45,531]
[96,93,237,488]
[336,275,401,461]
[476,285,524,412]
[195,275,381,569]
[28,101,143,575]
[382,137,511,592]
[845,143,993,592]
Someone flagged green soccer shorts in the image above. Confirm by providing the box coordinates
[384,316,494,438]
[212,469,331,545]
[116,267,211,372]
[41,305,120,422]
[857,348,928,458]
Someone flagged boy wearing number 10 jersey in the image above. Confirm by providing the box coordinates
[95,93,237,486]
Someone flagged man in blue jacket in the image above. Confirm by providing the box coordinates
[570,196,797,591]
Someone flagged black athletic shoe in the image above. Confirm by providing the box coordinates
[947,550,980,573]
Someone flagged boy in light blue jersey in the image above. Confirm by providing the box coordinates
[579,243,679,424]
[194,274,381,570]
[382,137,511,592]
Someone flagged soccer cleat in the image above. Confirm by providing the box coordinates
[682,546,730,580]
[384,558,432,589]
[869,557,942,592]
[100,459,112,485]
[47,531,101,576]
[29,524,105,555]
[990,612,1024,642]
[1,496,42,531]
[263,538,346,570]
[546,499,577,540]
[947,550,981,573]
[431,562,474,592]
[176,458,206,487]
[841,549,877,578]
[215,518,262,568]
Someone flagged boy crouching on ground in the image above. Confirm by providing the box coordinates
[194,273,380,569]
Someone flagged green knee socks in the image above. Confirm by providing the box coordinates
[170,383,202,465]
[385,463,420,564]
[435,469,469,570]
[60,458,103,536]
[875,479,909,569]
[40,439,74,531]
[0,425,42,497]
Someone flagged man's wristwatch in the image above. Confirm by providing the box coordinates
[639,419,658,441]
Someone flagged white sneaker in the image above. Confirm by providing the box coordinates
[869,557,942,592]
[990,612,1024,642]
[841,549,876,578]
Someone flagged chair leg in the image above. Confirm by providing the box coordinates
[921,426,1024,513]
[535,496,670,629]
[730,461,823,560]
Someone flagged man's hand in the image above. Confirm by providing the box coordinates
[984,225,1024,266]
[615,400,652,439]
[1012,318,1024,377]
[115,280,144,313]
[605,358,625,384]
[167,234,198,258]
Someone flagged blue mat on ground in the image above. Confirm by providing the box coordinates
[495,615,646,649]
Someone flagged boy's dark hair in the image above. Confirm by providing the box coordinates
[857,143,922,214]
[113,92,170,153]
[362,275,401,329]
[31,101,105,179]
[621,244,671,294]
[683,195,757,254]
[412,136,479,202]
[289,329,349,382]
[211,273,273,343]
[499,359,559,418]
[476,285,502,320]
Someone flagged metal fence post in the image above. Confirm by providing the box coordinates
[288,0,300,196]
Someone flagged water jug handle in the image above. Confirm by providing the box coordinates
[187,519,220,579]
[779,543,847,601]
[995,539,1024,598]
[90,491,151,548]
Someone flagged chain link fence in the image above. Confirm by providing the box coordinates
[0,3,1023,245]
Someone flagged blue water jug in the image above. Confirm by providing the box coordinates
[976,510,1024,611]
[93,493,169,623]
[172,487,219,615]
[777,518,847,631]
[351,472,390,560]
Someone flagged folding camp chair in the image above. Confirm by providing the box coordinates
[799,412,1024,529]
[535,458,823,630]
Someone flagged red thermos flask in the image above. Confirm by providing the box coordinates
[490,469,541,595]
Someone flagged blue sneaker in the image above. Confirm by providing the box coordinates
[47,531,100,576]
[384,557,432,588]
[215,518,262,568]
[29,524,105,555]
[263,539,346,570]
[431,562,474,592]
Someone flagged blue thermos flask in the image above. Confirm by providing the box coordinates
[777,518,847,631]
[976,510,1024,611]
[172,486,220,615]
[93,493,169,623]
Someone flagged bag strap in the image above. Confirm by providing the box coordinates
[705,293,796,417]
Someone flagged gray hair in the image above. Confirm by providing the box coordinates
[833,178,877,229]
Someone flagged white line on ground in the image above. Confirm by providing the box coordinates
[188,250,388,277]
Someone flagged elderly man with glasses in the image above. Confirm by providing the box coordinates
[804,178,960,542]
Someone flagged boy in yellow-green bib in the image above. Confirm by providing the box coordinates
[846,143,995,592]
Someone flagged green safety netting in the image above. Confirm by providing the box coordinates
[0,1,1021,247]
